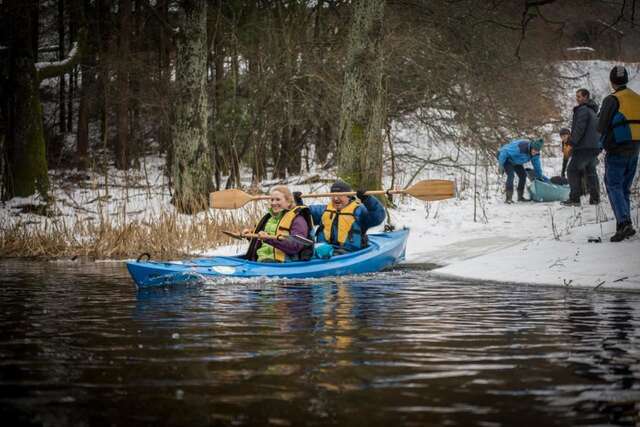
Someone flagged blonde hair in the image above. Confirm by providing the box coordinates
[270,185,295,209]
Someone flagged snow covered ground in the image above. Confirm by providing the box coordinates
[1,60,639,291]
[399,60,640,291]
[397,188,638,292]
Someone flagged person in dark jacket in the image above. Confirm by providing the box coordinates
[297,180,385,253]
[561,88,601,206]
[243,186,313,262]
[597,65,640,242]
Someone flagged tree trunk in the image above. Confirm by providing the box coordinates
[58,0,67,135]
[157,0,173,179]
[115,0,131,169]
[75,0,90,169]
[76,75,89,168]
[287,126,302,176]
[3,0,49,200]
[316,121,333,166]
[311,1,332,167]
[210,0,224,190]
[337,0,386,191]
[95,0,110,164]
[223,41,241,190]
[171,0,212,212]
[129,0,142,167]
[67,15,76,133]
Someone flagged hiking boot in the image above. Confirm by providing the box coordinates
[623,222,636,238]
[560,200,580,207]
[610,227,627,242]
[610,222,636,242]
[505,190,513,204]
[517,190,530,202]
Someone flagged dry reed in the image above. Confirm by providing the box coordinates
[0,207,262,260]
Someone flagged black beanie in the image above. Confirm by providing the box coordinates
[330,180,352,193]
[559,127,570,136]
[610,65,628,86]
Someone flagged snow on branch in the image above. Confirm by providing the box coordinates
[36,40,81,82]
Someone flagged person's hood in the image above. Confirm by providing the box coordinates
[585,99,599,113]
[575,99,599,114]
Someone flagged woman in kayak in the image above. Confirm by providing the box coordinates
[242,186,314,262]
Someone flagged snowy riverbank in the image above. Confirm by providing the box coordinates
[394,194,639,292]
[1,60,639,290]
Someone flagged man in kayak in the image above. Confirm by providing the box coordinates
[497,137,549,204]
[295,180,385,254]
[242,186,314,262]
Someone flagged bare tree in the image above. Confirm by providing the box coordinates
[2,0,82,200]
[337,0,386,191]
[171,0,212,212]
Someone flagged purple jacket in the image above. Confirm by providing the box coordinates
[267,215,309,255]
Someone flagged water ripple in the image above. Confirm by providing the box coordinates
[1,261,640,426]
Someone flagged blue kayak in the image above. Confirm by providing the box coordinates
[126,229,409,288]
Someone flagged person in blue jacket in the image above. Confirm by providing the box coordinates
[295,180,385,254]
[497,138,549,203]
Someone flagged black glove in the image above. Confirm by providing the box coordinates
[293,191,304,206]
[386,191,394,204]
[356,189,369,201]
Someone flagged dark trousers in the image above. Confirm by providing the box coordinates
[504,161,527,193]
[567,149,599,202]
[605,153,639,224]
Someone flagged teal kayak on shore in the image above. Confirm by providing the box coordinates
[126,229,409,288]
[528,179,570,202]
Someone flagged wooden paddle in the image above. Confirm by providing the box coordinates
[222,230,314,246]
[210,179,455,209]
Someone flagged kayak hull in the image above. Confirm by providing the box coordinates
[126,229,409,288]
[528,180,570,202]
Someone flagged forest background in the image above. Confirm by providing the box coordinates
[1,0,639,258]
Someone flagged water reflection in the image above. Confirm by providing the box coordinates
[557,294,639,424]
[1,261,640,426]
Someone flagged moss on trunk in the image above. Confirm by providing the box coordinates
[3,1,84,200]
[11,64,49,198]
[337,0,386,192]
[171,0,212,213]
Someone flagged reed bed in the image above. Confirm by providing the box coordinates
[0,207,262,260]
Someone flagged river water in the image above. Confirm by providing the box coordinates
[1,260,639,426]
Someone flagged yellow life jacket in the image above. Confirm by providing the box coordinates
[612,88,640,143]
[253,206,309,262]
[321,200,360,246]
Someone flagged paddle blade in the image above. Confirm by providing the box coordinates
[209,189,255,209]
[405,179,455,201]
